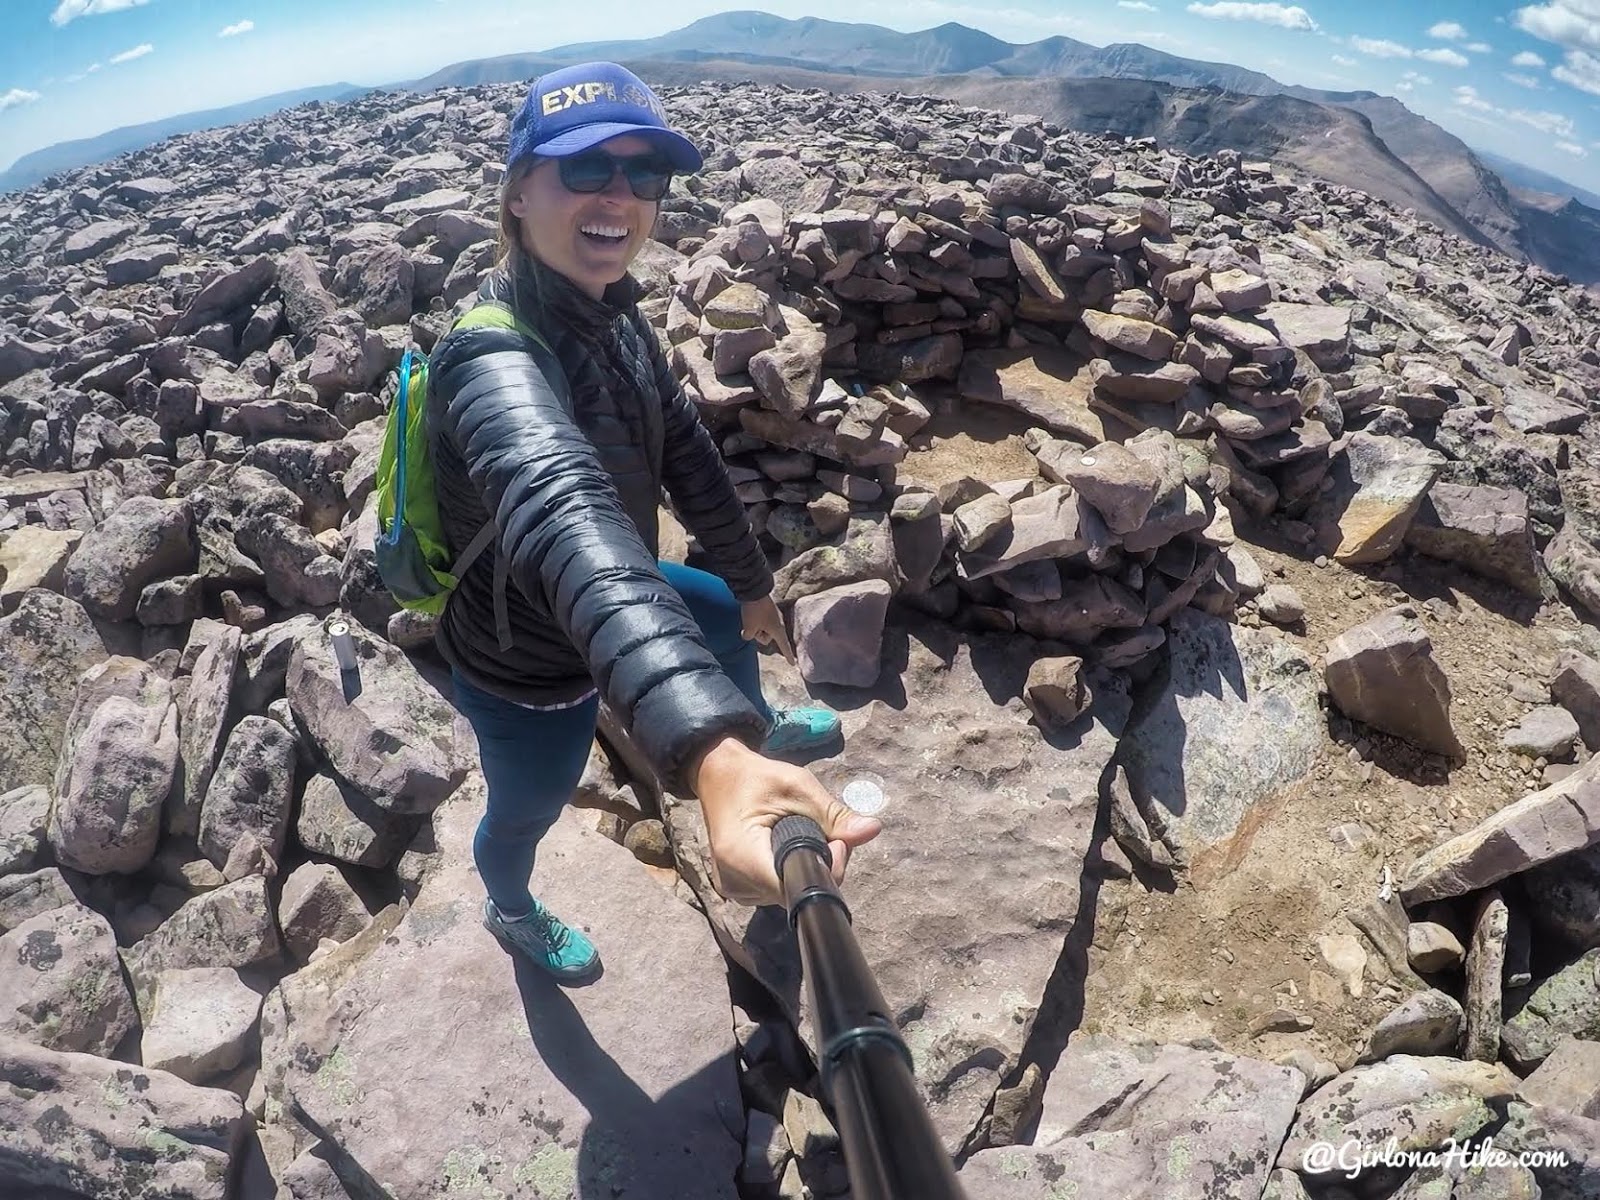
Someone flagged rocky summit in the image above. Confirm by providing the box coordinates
[2,74,1600,1200]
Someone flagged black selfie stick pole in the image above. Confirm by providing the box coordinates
[770,815,969,1200]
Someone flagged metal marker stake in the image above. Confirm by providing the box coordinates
[328,620,358,673]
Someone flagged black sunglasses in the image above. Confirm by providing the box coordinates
[557,151,674,200]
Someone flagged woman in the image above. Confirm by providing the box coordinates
[426,62,882,981]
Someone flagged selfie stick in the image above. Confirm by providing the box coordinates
[770,815,969,1200]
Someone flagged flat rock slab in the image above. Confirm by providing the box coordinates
[1278,1055,1519,1179]
[276,774,743,1199]
[1502,385,1587,435]
[667,615,1130,1153]
[957,346,1108,444]
[962,1038,1303,1199]
[1117,608,1322,869]
[1401,755,1600,904]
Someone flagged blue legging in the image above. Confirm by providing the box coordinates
[449,560,773,917]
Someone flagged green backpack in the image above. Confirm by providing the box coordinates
[373,301,554,642]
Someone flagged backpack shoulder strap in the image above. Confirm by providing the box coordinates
[452,301,553,354]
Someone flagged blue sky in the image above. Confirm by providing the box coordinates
[5,1,1600,194]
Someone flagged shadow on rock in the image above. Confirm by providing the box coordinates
[513,960,744,1198]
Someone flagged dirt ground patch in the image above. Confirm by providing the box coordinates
[1076,516,1596,1069]
[898,385,1043,492]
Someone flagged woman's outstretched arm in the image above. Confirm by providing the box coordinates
[429,321,767,796]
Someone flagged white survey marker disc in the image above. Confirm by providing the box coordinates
[842,775,887,816]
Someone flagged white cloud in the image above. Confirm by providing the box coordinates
[1554,46,1600,93]
[0,88,42,112]
[1515,1,1600,54]
[1506,70,1545,86]
[219,20,254,37]
[1512,49,1548,66]
[1117,0,1158,9]
[1557,139,1588,153]
[1516,107,1579,136]
[1466,41,1493,52]
[1417,47,1470,66]
[1402,70,1433,84]
[1428,20,1468,40]
[1351,36,1414,58]
[108,43,154,64]
[1462,87,1580,137]
[1331,53,1357,65]
[1185,2,1317,31]
[1396,80,1414,92]
[50,0,149,27]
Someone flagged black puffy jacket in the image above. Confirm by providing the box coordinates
[426,252,775,796]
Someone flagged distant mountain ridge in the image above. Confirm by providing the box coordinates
[0,83,369,193]
[8,10,1600,281]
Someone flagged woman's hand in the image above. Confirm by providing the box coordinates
[740,594,796,665]
[689,736,882,907]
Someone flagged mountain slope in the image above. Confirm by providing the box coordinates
[1476,147,1600,211]
[892,74,1489,247]
[1328,96,1524,257]
[546,12,1017,77]
[0,83,368,193]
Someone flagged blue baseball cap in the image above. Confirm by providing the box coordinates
[506,62,703,174]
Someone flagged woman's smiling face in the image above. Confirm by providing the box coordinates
[507,133,661,300]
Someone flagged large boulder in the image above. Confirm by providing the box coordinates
[125,875,281,999]
[1116,608,1321,869]
[1497,1100,1600,1199]
[958,346,1108,444]
[0,527,81,612]
[1501,949,1600,1071]
[0,901,138,1056]
[1257,301,1353,369]
[295,767,418,869]
[0,786,51,878]
[792,579,893,687]
[266,774,744,1198]
[141,967,264,1085]
[63,495,195,621]
[172,625,242,837]
[1308,434,1445,564]
[1324,610,1463,759]
[961,1038,1304,1199]
[286,619,466,814]
[0,590,107,794]
[0,1034,248,1199]
[771,513,899,605]
[48,675,179,874]
[197,715,297,873]
[1405,483,1542,597]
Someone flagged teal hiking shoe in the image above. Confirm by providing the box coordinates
[763,704,842,755]
[483,897,600,981]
